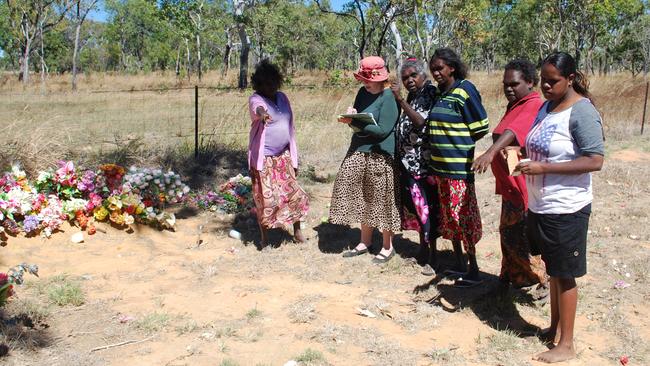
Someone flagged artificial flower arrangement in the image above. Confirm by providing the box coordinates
[192,174,253,214]
[0,161,190,242]
[0,263,39,307]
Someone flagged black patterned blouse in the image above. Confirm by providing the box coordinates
[397,81,437,177]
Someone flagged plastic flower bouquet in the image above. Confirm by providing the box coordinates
[192,174,253,214]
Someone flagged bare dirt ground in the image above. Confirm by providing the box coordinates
[1,147,649,366]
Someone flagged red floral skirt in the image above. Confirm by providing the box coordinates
[435,177,482,254]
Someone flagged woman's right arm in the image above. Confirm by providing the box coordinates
[249,94,272,126]
[472,130,516,173]
[391,81,426,127]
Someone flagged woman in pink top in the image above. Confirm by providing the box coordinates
[248,60,309,246]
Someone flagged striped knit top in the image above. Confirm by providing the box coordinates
[427,79,489,181]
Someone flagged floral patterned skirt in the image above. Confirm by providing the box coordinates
[250,151,309,229]
[435,177,481,254]
[499,198,547,287]
[329,152,400,232]
[401,171,440,243]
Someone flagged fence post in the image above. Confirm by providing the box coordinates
[194,85,199,159]
[642,81,649,135]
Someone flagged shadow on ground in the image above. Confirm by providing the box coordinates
[0,310,54,354]
[414,265,544,337]
[159,140,248,190]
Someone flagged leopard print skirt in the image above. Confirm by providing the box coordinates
[329,152,401,232]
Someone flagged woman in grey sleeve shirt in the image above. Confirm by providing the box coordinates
[518,52,604,364]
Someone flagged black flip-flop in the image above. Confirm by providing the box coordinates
[372,249,394,264]
[453,277,484,288]
[342,247,368,257]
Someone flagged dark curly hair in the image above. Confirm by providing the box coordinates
[504,58,539,87]
[251,59,283,92]
[430,48,468,80]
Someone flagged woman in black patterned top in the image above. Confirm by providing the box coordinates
[391,58,440,275]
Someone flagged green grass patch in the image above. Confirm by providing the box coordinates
[245,307,262,320]
[46,278,85,306]
[135,312,171,333]
[295,348,327,365]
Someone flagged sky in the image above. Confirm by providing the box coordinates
[88,0,349,22]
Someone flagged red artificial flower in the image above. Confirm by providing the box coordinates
[75,210,89,229]
[620,355,629,365]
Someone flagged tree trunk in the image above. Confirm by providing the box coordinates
[72,21,82,91]
[22,37,32,84]
[175,45,181,78]
[185,38,191,82]
[237,23,250,89]
[388,10,402,75]
[39,23,47,92]
[196,33,202,81]
[234,0,250,89]
[222,29,231,77]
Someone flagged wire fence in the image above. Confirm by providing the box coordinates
[0,86,250,153]
[0,84,355,169]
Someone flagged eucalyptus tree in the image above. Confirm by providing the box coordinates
[70,0,99,90]
[105,0,174,72]
[4,0,73,83]
[233,0,253,88]
[314,0,409,61]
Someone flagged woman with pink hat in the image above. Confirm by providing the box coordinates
[329,56,400,264]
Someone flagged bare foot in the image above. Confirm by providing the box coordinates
[538,328,560,345]
[293,230,306,243]
[533,344,575,363]
[293,222,306,243]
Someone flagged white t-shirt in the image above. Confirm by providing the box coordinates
[525,99,604,214]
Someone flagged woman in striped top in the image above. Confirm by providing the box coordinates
[427,48,490,286]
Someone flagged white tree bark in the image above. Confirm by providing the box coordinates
[71,0,99,91]
[387,6,402,74]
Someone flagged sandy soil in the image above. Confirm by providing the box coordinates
[0,149,649,366]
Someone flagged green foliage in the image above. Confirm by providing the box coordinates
[0,0,649,77]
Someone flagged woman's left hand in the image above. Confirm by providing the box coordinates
[518,160,545,175]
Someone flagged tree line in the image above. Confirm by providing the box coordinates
[1,0,649,90]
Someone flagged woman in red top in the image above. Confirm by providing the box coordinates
[473,59,547,292]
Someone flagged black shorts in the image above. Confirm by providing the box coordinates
[527,204,591,278]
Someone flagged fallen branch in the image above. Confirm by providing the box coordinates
[90,336,154,352]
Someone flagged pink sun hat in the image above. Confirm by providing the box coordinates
[353,56,389,82]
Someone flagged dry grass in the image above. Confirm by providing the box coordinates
[475,328,541,366]
[1,71,647,178]
[287,294,323,324]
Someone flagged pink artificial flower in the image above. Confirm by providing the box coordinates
[55,161,77,186]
